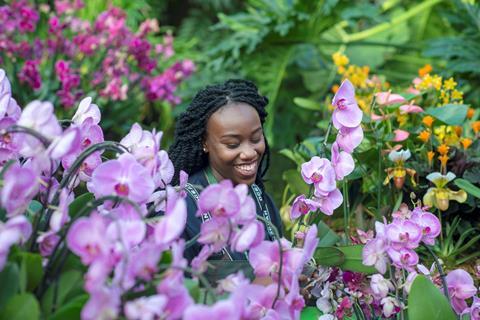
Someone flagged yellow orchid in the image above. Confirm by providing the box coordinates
[384,149,416,190]
[423,172,467,211]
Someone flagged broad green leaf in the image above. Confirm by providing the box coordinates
[300,306,322,319]
[0,262,20,310]
[424,104,468,126]
[278,149,306,167]
[18,252,44,292]
[48,294,88,320]
[454,178,480,199]
[0,293,40,320]
[42,270,84,316]
[184,278,201,302]
[69,193,95,218]
[336,245,377,274]
[293,97,322,111]
[26,200,43,219]
[314,247,344,266]
[317,221,340,247]
[408,275,456,320]
[282,169,309,196]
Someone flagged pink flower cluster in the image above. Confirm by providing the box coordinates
[362,204,441,273]
[291,79,363,218]
[0,1,194,107]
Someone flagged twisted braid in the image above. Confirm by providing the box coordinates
[169,79,270,188]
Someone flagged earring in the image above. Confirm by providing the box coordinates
[203,146,207,153]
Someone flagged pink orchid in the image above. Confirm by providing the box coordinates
[331,142,354,180]
[336,125,364,153]
[71,96,101,125]
[332,79,363,128]
[410,207,441,245]
[37,231,60,257]
[88,152,154,204]
[386,219,422,250]
[106,219,146,250]
[232,184,256,224]
[231,220,265,252]
[375,92,406,105]
[191,245,212,273]
[153,187,187,246]
[197,180,240,218]
[362,238,388,274]
[370,274,394,298]
[81,286,120,320]
[312,188,343,216]
[121,243,162,290]
[184,298,242,320]
[446,269,478,314]
[0,162,39,217]
[301,156,336,195]
[197,218,230,252]
[50,189,74,232]
[393,129,409,142]
[153,150,175,189]
[249,240,281,278]
[370,113,389,122]
[47,126,82,160]
[0,216,32,270]
[124,295,167,320]
[465,296,480,320]
[66,213,111,265]
[387,247,419,270]
[290,194,314,220]
[244,284,279,319]
[399,103,423,114]
[120,123,162,173]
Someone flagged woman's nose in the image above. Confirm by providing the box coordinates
[239,145,257,160]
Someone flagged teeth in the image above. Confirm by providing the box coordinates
[235,163,256,173]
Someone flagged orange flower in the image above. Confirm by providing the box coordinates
[332,84,339,93]
[418,130,431,143]
[427,151,435,166]
[467,108,475,119]
[419,64,432,77]
[472,121,480,134]
[439,154,449,172]
[422,116,434,128]
[454,126,462,137]
[460,138,473,149]
[437,144,450,155]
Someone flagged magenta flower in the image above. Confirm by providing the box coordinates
[301,156,336,195]
[18,60,42,90]
[37,231,60,257]
[410,207,441,245]
[336,125,364,153]
[446,269,478,314]
[197,180,240,218]
[66,213,111,265]
[331,142,354,180]
[231,220,265,252]
[88,153,154,204]
[332,79,363,128]
[0,162,39,217]
[386,219,422,250]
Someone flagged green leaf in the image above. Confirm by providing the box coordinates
[317,221,340,247]
[68,193,95,218]
[278,149,306,167]
[300,306,322,319]
[48,294,88,320]
[408,275,456,320]
[424,104,468,126]
[184,278,201,302]
[282,169,309,196]
[454,178,480,199]
[314,247,345,266]
[336,245,377,274]
[0,262,20,310]
[0,293,40,320]
[18,252,44,292]
[293,97,322,111]
[42,270,84,316]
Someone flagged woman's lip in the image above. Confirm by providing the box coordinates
[234,161,258,177]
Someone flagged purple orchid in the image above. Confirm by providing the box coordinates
[71,96,101,125]
[387,247,419,270]
[410,207,441,245]
[81,286,120,320]
[47,125,82,160]
[88,152,154,204]
[465,296,480,320]
[37,231,60,257]
[370,274,394,298]
[197,180,240,218]
[363,238,388,274]
[331,142,354,180]
[0,162,39,217]
[0,215,32,270]
[290,194,314,220]
[153,150,175,189]
[50,189,74,232]
[153,187,186,246]
[232,184,256,224]
[446,269,478,314]
[386,219,422,250]
[124,295,167,320]
[301,156,336,195]
[197,218,230,252]
[231,220,265,252]
[336,125,364,153]
[332,79,363,128]
[311,188,343,216]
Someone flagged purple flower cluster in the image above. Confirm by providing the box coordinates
[362,204,441,273]
[291,79,363,218]
[0,1,194,108]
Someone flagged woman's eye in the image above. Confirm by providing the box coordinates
[226,143,239,149]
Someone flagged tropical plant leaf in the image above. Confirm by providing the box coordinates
[0,262,20,310]
[314,247,345,266]
[454,178,480,199]
[408,275,456,320]
[317,220,340,247]
[282,169,310,196]
[424,104,468,126]
[336,245,377,274]
[0,293,40,320]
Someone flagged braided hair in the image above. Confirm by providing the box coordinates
[168,79,270,188]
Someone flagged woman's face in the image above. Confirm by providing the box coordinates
[204,102,265,185]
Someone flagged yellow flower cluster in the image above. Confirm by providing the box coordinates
[439,77,463,105]
[331,51,370,89]
[415,73,442,91]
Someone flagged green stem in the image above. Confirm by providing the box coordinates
[343,179,350,244]
[376,140,383,219]
[423,244,450,303]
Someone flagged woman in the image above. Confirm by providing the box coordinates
[168,79,283,281]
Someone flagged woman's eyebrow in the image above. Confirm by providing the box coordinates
[220,127,262,139]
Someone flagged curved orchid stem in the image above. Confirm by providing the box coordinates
[343,179,350,244]
[422,244,451,304]
[4,124,51,147]
[256,215,283,309]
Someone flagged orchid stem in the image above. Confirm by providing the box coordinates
[376,140,383,219]
[423,243,450,303]
[343,179,350,244]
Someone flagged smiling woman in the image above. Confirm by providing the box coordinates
[168,79,283,282]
